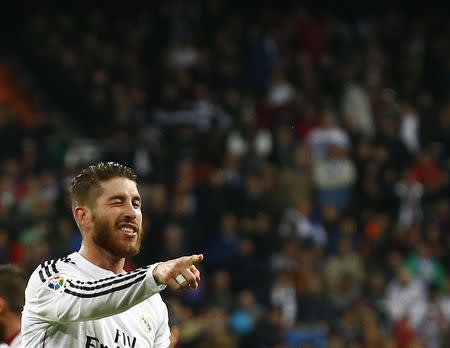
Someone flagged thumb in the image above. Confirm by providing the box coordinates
[187,254,204,266]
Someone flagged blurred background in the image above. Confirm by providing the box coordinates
[0,1,449,347]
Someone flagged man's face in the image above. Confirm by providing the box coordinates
[89,178,143,258]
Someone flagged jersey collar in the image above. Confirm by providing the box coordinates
[70,252,120,279]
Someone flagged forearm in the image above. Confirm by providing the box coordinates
[27,264,165,323]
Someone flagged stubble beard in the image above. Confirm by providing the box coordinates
[91,213,143,258]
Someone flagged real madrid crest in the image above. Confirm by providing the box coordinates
[140,314,152,333]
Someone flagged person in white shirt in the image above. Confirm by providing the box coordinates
[306,110,350,161]
[21,162,203,348]
[385,266,425,323]
[0,265,27,348]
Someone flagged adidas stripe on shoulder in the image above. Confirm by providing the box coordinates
[64,265,152,298]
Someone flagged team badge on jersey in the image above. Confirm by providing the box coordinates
[140,314,152,333]
[48,274,66,291]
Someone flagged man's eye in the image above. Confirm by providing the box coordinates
[133,201,141,208]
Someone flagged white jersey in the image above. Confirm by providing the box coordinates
[22,252,171,348]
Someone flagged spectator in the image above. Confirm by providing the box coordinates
[324,237,365,293]
[230,290,263,338]
[274,143,314,209]
[404,243,446,290]
[307,110,350,161]
[385,266,426,323]
[409,149,446,197]
[400,104,421,155]
[0,265,27,348]
[341,70,375,138]
[207,270,234,312]
[270,271,297,329]
[279,199,327,247]
[205,211,240,270]
[297,271,333,326]
[394,168,424,229]
[312,144,356,211]
[241,305,286,348]
[411,283,449,348]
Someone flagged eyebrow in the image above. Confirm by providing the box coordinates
[108,194,141,202]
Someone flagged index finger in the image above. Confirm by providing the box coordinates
[187,254,204,266]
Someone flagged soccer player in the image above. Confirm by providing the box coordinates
[21,162,203,347]
[0,265,27,348]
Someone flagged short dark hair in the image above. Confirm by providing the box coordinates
[0,265,27,315]
[70,162,137,208]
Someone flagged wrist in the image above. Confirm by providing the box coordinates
[152,262,164,285]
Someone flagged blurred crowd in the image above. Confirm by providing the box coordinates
[1,2,450,347]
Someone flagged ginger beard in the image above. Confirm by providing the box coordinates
[91,212,143,258]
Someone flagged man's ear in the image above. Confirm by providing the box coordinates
[74,206,92,230]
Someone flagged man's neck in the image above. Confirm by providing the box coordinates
[79,244,125,274]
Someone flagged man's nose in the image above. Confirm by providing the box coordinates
[123,202,137,220]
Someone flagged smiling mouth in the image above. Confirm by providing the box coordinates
[119,226,137,236]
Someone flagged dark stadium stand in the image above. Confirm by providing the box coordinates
[0,2,449,347]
